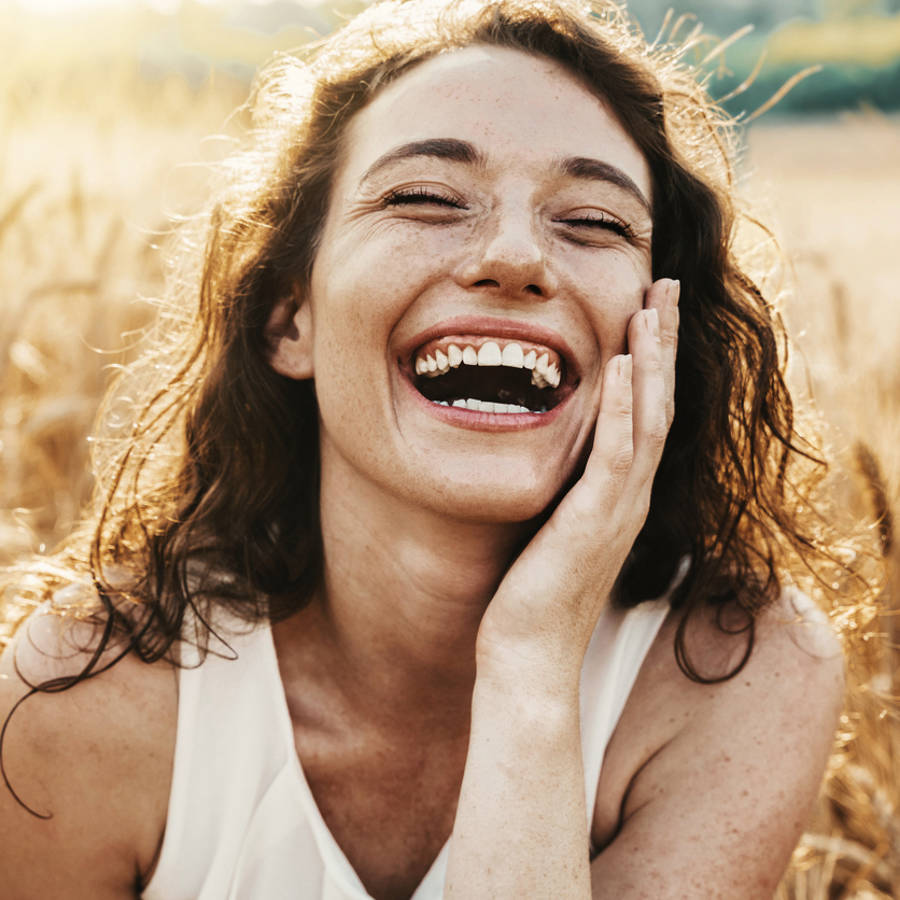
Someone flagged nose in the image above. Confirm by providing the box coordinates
[455,205,558,300]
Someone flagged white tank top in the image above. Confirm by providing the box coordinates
[141,596,672,900]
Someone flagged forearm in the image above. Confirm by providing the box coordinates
[444,674,591,899]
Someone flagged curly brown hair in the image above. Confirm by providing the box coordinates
[1,0,872,703]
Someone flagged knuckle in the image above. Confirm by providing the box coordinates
[629,498,651,529]
[568,492,603,526]
[665,317,679,346]
[646,419,669,447]
[643,406,669,447]
[612,393,633,418]
[609,442,634,477]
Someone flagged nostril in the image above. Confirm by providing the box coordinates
[470,279,545,296]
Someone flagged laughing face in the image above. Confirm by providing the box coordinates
[274,45,654,523]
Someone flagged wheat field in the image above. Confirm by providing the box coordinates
[1,31,899,897]
[744,116,900,899]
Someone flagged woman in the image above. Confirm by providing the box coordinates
[0,0,856,897]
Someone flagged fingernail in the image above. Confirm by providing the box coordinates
[619,354,632,383]
[669,279,681,307]
[644,307,660,340]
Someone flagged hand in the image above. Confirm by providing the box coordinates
[475,277,680,695]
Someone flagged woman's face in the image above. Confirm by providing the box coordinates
[294,45,653,522]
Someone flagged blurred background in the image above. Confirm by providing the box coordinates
[1,0,898,895]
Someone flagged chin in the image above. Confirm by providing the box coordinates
[413,462,568,524]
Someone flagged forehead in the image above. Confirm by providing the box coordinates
[338,44,652,198]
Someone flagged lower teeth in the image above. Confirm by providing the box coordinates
[434,398,542,414]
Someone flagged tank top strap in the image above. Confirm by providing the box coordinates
[579,599,669,824]
[579,557,689,827]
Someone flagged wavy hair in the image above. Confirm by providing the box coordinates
[1,0,874,699]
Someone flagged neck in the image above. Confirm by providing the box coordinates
[278,448,532,725]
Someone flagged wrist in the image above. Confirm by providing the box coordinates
[473,674,579,734]
[468,669,582,765]
[475,622,586,700]
[473,648,582,714]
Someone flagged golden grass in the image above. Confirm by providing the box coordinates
[1,54,898,898]
[0,65,244,563]
[746,116,900,898]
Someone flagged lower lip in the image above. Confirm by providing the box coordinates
[400,372,570,431]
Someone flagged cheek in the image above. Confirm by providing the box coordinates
[306,229,458,396]
[310,228,461,339]
[576,257,648,357]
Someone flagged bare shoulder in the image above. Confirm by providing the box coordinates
[0,606,177,899]
[675,584,845,712]
[592,589,843,898]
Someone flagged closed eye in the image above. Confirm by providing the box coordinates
[559,214,635,240]
[383,188,467,209]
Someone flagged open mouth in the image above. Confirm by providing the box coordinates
[408,335,575,414]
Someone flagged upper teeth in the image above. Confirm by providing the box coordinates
[414,339,561,389]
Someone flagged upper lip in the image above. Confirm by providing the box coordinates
[398,315,580,380]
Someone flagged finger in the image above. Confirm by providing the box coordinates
[627,304,668,498]
[643,278,679,426]
[579,353,634,514]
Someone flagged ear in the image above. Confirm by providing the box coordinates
[265,287,314,380]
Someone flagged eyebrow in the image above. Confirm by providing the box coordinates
[559,157,651,211]
[359,138,650,211]
[360,138,486,183]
